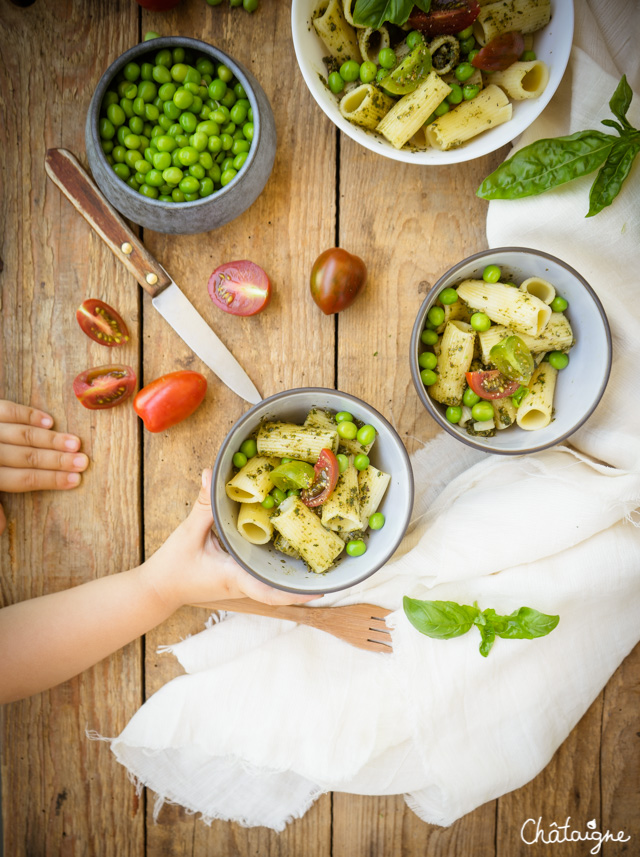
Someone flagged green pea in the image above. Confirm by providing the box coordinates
[144,103,160,122]
[220,133,234,150]
[286,489,300,497]
[190,131,209,151]
[470,312,491,332]
[103,91,119,109]
[155,134,177,152]
[178,146,200,166]
[368,512,385,530]
[271,487,287,505]
[113,162,130,180]
[179,175,200,194]
[376,68,388,83]
[233,152,248,170]
[427,306,445,326]
[547,351,569,370]
[197,120,220,136]
[243,0,258,10]
[172,48,186,63]
[220,90,237,109]
[234,84,247,99]
[139,81,158,104]
[106,103,126,126]
[123,133,141,150]
[155,49,173,67]
[280,457,292,464]
[346,539,366,557]
[112,144,126,162]
[406,30,424,49]
[196,58,215,77]
[439,287,458,304]
[261,495,275,509]
[446,405,462,424]
[457,25,474,39]
[447,83,463,104]
[459,37,476,54]
[337,453,349,473]
[230,103,247,124]
[199,177,215,196]
[124,62,140,83]
[232,139,250,155]
[471,401,494,421]
[421,329,438,346]
[162,166,183,185]
[140,62,154,78]
[146,169,164,187]
[483,264,501,283]
[170,63,188,83]
[335,411,353,423]
[163,100,181,120]
[233,452,247,468]
[434,101,450,116]
[208,135,222,153]
[129,114,144,134]
[127,177,141,191]
[139,183,158,199]
[240,438,257,458]
[522,50,537,61]
[101,140,114,154]
[550,296,568,312]
[337,420,358,440]
[463,83,480,100]
[354,454,370,471]
[183,192,200,201]
[152,64,172,85]
[189,163,206,179]
[221,157,235,172]
[173,88,194,110]
[339,60,360,82]
[157,114,173,131]
[420,369,437,386]
[171,188,186,202]
[124,149,141,169]
[218,65,234,85]
[462,386,480,407]
[468,49,479,62]
[144,32,159,43]
[418,351,437,370]
[99,118,116,140]
[356,424,376,446]
[378,47,396,69]
[174,134,190,148]
[454,62,474,82]
[158,82,177,102]
[359,61,377,83]
[243,122,254,141]
[220,168,237,186]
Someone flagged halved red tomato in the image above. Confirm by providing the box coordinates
[207,260,271,316]
[471,31,525,71]
[76,299,130,346]
[133,370,207,432]
[408,0,480,37]
[465,370,520,400]
[73,365,137,410]
[301,448,340,508]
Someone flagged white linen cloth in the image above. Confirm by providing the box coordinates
[108,0,640,830]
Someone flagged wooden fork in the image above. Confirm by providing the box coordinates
[190,599,393,654]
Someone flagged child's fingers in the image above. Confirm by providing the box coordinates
[0,400,54,429]
[0,422,81,452]
[183,469,214,534]
[0,467,82,493]
[0,444,88,473]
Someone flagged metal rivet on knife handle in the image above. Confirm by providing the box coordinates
[121,242,133,255]
[146,273,158,286]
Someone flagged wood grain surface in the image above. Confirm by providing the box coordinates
[0,1,638,856]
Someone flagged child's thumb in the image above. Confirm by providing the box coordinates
[187,468,214,530]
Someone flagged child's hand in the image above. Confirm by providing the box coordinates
[142,469,317,609]
[0,400,89,534]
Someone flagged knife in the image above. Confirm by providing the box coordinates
[44,148,262,406]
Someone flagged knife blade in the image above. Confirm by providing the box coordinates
[44,148,262,405]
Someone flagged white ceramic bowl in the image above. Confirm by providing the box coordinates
[291,0,573,164]
[212,388,414,594]
[410,248,612,455]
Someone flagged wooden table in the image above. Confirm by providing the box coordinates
[1,1,638,854]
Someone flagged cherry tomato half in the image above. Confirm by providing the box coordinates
[73,365,137,410]
[207,260,271,316]
[471,31,525,71]
[408,0,480,37]
[133,370,207,432]
[310,248,367,315]
[76,299,130,346]
[465,370,521,400]
[301,449,340,507]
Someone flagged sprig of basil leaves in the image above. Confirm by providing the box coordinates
[477,75,640,217]
[352,0,431,29]
[403,596,559,657]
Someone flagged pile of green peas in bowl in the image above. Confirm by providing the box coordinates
[98,45,255,202]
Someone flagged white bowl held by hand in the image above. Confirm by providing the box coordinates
[212,388,414,594]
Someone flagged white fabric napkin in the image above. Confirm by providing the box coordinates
[108,0,640,830]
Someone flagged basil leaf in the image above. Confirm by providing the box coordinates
[609,75,633,131]
[488,606,559,640]
[477,131,616,200]
[353,0,430,29]
[477,623,496,658]
[587,137,640,217]
[601,118,625,135]
[403,597,479,639]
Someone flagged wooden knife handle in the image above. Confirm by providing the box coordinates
[44,148,171,298]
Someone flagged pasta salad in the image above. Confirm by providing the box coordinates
[311,0,552,151]
[419,264,574,436]
[225,408,391,573]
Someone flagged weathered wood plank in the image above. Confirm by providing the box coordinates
[139,2,335,853]
[0,1,143,855]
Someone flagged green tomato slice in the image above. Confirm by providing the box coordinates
[380,45,432,96]
[269,460,315,491]
[489,335,535,384]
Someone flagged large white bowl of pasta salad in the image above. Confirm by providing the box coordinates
[291,0,573,163]
[410,247,612,454]
[212,388,414,594]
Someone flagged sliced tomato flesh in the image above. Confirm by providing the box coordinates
[207,260,271,317]
[73,365,137,410]
[301,448,340,508]
[465,370,521,400]
[471,31,525,71]
[408,0,480,37]
[76,299,130,346]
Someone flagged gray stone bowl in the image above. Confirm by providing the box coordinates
[85,36,276,234]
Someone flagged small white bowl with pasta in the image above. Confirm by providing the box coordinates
[212,388,414,594]
[291,0,573,164]
[410,247,612,454]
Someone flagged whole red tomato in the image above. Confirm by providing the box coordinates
[310,248,367,315]
[133,370,207,432]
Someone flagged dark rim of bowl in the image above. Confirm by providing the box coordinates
[89,36,261,208]
[410,246,613,456]
[211,387,415,595]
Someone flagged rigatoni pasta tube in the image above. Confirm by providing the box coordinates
[489,61,549,100]
[321,459,361,533]
[456,279,551,336]
[516,362,558,430]
[491,396,517,430]
[473,0,551,45]
[226,455,279,503]
[272,495,345,573]
[340,85,395,131]
[305,407,373,457]
[425,85,511,151]
[377,71,451,149]
[313,0,360,63]
[429,320,476,406]
[477,313,573,362]
[520,276,555,304]
[359,465,391,528]
[357,25,390,63]
[257,422,338,461]
[237,502,274,545]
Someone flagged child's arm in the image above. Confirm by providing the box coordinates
[0,469,315,703]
